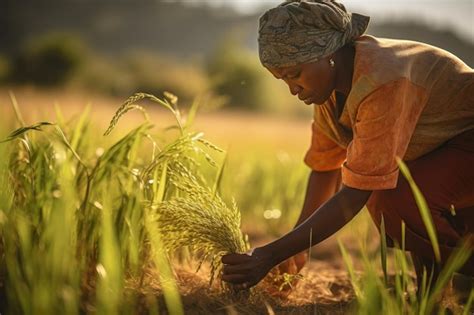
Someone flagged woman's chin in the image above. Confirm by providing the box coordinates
[303,97,324,106]
[312,98,326,106]
[314,94,332,105]
[301,94,328,106]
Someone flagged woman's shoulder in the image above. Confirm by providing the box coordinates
[350,35,472,101]
[355,34,462,57]
[355,35,471,77]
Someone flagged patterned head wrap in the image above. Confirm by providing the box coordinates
[258,0,370,68]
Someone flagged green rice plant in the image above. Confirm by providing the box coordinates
[103,92,180,137]
[380,216,388,285]
[391,222,417,310]
[143,162,183,315]
[423,240,472,314]
[338,240,362,299]
[1,122,81,314]
[463,289,474,315]
[95,193,122,315]
[0,90,253,314]
[103,92,250,286]
[396,158,440,262]
[150,176,250,286]
[0,121,54,143]
[338,159,473,315]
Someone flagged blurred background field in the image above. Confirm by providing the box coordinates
[0,0,473,116]
[0,0,472,313]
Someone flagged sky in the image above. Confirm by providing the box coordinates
[177,0,474,43]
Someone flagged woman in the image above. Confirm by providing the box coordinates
[221,0,474,292]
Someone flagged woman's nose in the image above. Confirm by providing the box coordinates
[289,83,302,96]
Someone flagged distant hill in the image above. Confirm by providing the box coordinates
[0,0,256,59]
[1,0,472,67]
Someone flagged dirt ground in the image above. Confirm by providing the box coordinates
[128,260,357,315]
[129,258,470,315]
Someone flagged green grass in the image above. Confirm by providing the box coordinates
[337,160,473,315]
[0,92,250,314]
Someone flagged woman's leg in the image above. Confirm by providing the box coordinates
[366,129,474,289]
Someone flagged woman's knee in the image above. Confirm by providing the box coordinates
[367,176,428,248]
[369,176,415,222]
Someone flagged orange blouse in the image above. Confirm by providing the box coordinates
[304,35,474,190]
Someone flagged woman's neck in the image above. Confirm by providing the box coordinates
[334,44,355,97]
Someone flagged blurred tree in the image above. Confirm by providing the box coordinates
[72,50,214,107]
[11,33,87,86]
[121,51,210,104]
[207,33,269,111]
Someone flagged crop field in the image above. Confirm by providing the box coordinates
[0,89,472,314]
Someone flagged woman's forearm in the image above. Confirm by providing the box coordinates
[294,169,342,227]
[262,185,372,266]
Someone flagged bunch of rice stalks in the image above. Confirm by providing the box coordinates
[150,176,249,285]
[103,92,250,286]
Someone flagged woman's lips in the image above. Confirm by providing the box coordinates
[303,97,314,105]
[299,93,317,105]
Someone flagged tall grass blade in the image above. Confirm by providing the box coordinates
[212,151,227,197]
[426,240,472,314]
[380,215,388,285]
[104,92,181,136]
[156,161,168,203]
[70,104,90,151]
[96,195,123,314]
[184,96,201,130]
[55,126,89,172]
[150,159,183,315]
[8,91,26,126]
[462,289,474,315]
[145,208,183,315]
[337,239,361,298]
[397,158,441,262]
[54,102,65,126]
[0,122,54,143]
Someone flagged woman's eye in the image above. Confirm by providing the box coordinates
[288,72,301,79]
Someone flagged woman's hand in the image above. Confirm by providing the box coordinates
[221,247,275,290]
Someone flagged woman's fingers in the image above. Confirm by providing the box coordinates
[221,253,252,265]
[222,263,253,274]
[221,274,249,284]
[221,247,275,289]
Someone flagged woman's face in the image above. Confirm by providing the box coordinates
[266,58,336,105]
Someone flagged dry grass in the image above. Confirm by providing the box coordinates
[0,87,311,153]
[127,260,356,315]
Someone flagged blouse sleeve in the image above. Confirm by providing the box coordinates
[304,121,347,171]
[341,78,427,190]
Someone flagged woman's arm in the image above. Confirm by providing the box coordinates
[265,185,371,264]
[277,169,341,273]
[295,169,342,227]
[221,185,372,288]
